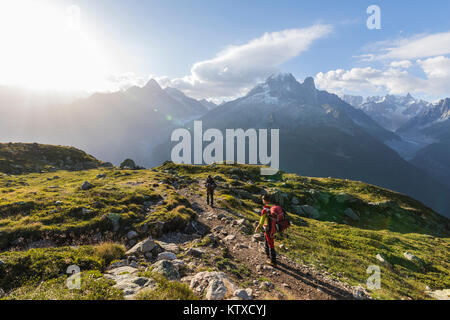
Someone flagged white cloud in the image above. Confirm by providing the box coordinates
[389,60,412,69]
[158,25,333,99]
[366,32,450,61]
[315,56,450,97]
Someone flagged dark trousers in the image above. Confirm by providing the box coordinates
[207,191,214,206]
[264,226,277,264]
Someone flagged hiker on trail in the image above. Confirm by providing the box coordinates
[205,175,216,207]
[255,194,277,266]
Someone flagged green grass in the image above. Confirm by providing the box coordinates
[3,270,124,300]
[0,168,196,249]
[154,162,450,300]
[135,271,199,300]
[0,243,125,291]
[1,159,449,300]
[0,142,105,174]
[281,219,450,299]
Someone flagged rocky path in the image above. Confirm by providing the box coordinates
[181,189,358,300]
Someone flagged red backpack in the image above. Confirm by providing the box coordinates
[270,206,291,233]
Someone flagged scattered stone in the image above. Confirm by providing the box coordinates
[282,283,291,289]
[224,235,236,242]
[352,286,370,300]
[260,281,274,291]
[236,219,245,225]
[106,266,138,277]
[80,181,94,190]
[109,259,128,269]
[144,252,153,260]
[127,230,138,240]
[172,259,186,272]
[253,233,264,242]
[298,205,319,218]
[190,271,238,300]
[186,247,205,258]
[152,260,180,280]
[376,253,391,267]
[157,241,180,253]
[106,266,156,299]
[426,289,450,300]
[403,252,424,265]
[234,289,251,300]
[126,237,156,255]
[157,252,177,261]
[96,174,106,179]
[233,243,248,250]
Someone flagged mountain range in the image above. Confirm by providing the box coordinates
[153,74,450,217]
[0,74,449,216]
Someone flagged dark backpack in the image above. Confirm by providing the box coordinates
[269,206,291,233]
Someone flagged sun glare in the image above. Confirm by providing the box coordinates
[0,0,112,92]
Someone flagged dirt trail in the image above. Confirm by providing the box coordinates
[181,189,356,300]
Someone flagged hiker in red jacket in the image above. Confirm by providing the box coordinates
[255,194,277,266]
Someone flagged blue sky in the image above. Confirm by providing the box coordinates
[1,0,449,101]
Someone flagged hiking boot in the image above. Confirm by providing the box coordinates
[270,249,277,266]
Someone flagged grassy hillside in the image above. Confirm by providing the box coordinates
[0,154,449,300]
[0,142,107,174]
[0,167,196,250]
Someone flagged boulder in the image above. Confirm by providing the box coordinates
[186,247,205,258]
[352,286,369,300]
[120,159,136,169]
[157,241,181,253]
[426,289,450,300]
[190,271,238,300]
[234,289,252,300]
[252,233,264,242]
[298,205,319,218]
[81,181,93,190]
[109,259,128,269]
[403,252,425,266]
[224,235,236,242]
[376,253,391,267]
[126,237,156,255]
[157,252,177,261]
[127,230,138,240]
[106,267,156,299]
[152,260,180,280]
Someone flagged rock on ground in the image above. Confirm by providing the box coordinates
[104,266,156,299]
[157,252,177,261]
[190,271,239,300]
[126,237,156,255]
[152,260,180,280]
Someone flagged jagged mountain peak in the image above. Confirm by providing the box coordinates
[303,76,316,90]
[144,79,162,91]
